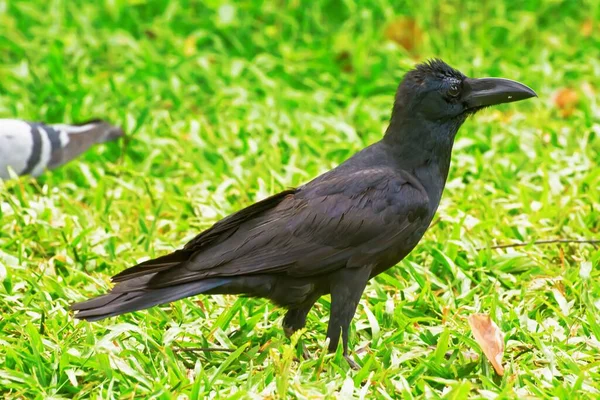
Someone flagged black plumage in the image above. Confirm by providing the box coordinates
[72,59,536,368]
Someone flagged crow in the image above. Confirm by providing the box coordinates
[0,119,123,180]
[72,59,535,368]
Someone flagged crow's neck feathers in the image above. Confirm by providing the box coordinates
[382,117,459,204]
[380,59,469,200]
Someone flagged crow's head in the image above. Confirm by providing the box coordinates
[393,59,536,123]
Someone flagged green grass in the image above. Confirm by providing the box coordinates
[1,0,599,398]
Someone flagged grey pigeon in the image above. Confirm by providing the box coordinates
[0,119,124,179]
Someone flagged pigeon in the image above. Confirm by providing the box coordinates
[0,119,124,179]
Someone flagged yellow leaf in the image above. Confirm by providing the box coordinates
[553,88,579,118]
[384,17,423,53]
[183,35,197,57]
[581,19,593,37]
[468,314,505,375]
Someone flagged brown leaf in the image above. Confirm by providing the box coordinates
[581,19,593,37]
[384,17,423,53]
[144,29,157,40]
[553,88,579,117]
[335,51,353,73]
[468,314,505,375]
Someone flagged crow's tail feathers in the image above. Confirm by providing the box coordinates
[71,276,230,322]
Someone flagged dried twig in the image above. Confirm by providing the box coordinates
[478,239,600,251]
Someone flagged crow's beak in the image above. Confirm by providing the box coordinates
[463,77,537,109]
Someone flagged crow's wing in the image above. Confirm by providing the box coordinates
[111,188,298,281]
[114,167,430,288]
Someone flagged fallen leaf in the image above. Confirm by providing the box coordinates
[335,51,353,73]
[468,314,505,375]
[384,17,423,53]
[144,29,157,40]
[581,19,593,37]
[553,88,579,117]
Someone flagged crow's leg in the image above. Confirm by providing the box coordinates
[326,266,371,370]
[283,305,313,338]
[283,297,319,360]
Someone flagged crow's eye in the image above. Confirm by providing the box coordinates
[448,84,460,97]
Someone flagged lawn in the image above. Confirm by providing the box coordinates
[1,0,599,398]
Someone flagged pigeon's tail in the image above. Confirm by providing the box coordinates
[47,119,124,169]
[71,275,230,321]
[56,119,125,143]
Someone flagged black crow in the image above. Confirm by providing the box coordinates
[0,119,123,179]
[72,59,535,368]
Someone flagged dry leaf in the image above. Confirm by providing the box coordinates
[384,17,423,53]
[335,51,353,73]
[553,88,579,117]
[144,29,157,40]
[581,19,593,37]
[468,314,505,375]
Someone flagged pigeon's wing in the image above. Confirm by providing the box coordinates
[115,167,430,288]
